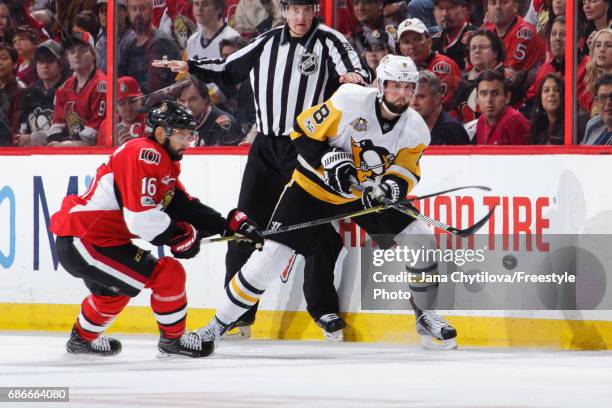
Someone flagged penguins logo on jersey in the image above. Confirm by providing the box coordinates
[297,52,319,75]
[351,139,395,181]
[27,107,53,132]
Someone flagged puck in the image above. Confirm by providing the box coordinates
[502,254,517,270]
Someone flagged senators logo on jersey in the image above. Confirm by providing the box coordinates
[64,102,85,137]
[351,139,396,182]
[517,27,534,41]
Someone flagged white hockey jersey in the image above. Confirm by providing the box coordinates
[290,83,430,205]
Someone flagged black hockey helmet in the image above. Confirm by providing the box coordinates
[146,100,197,136]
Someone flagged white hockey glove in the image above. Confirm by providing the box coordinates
[361,178,402,209]
[321,148,357,198]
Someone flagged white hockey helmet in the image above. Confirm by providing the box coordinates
[375,54,419,99]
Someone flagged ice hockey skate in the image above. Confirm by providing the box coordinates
[415,309,457,350]
[316,313,346,342]
[221,319,253,341]
[66,326,122,356]
[157,331,215,358]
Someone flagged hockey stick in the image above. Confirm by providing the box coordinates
[352,184,495,238]
[200,205,388,244]
[201,185,492,244]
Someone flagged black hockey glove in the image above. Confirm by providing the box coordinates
[321,148,357,198]
[360,178,403,209]
[168,221,201,259]
[224,209,264,250]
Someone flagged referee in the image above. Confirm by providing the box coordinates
[153,0,369,340]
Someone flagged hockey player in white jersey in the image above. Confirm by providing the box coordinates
[195,54,457,351]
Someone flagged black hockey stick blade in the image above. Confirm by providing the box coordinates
[449,206,497,238]
[398,185,491,206]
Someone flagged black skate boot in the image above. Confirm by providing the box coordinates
[158,331,215,358]
[66,326,122,356]
[415,309,457,350]
[316,313,346,342]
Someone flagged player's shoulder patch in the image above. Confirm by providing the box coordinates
[139,147,161,165]
[97,80,107,93]
[350,117,368,132]
[215,115,231,130]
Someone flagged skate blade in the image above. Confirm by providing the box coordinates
[420,335,457,350]
[323,329,344,342]
[221,325,251,341]
[156,350,215,359]
[65,352,117,359]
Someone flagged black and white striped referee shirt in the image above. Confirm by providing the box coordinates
[187,21,369,137]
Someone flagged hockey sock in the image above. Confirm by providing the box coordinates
[216,241,294,325]
[76,294,130,341]
[147,257,188,339]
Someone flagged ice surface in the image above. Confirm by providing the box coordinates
[0,332,611,407]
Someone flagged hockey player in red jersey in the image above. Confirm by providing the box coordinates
[50,100,264,358]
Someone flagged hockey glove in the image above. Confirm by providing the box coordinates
[321,148,357,198]
[168,222,201,259]
[361,178,403,209]
[224,209,264,250]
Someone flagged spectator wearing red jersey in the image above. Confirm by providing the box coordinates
[474,69,530,145]
[42,32,106,147]
[12,25,40,87]
[99,76,146,147]
[398,17,461,110]
[527,16,565,102]
[483,0,545,84]
[159,0,197,50]
[0,43,25,145]
[431,0,477,70]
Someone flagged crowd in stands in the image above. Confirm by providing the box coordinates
[0,0,610,147]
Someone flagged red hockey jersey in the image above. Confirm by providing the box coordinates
[52,69,107,143]
[483,16,545,72]
[50,138,183,247]
[424,53,462,110]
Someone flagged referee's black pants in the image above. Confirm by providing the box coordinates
[225,134,343,322]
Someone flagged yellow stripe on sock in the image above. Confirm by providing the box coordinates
[231,277,258,304]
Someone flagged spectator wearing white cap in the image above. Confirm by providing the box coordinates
[397,17,461,110]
